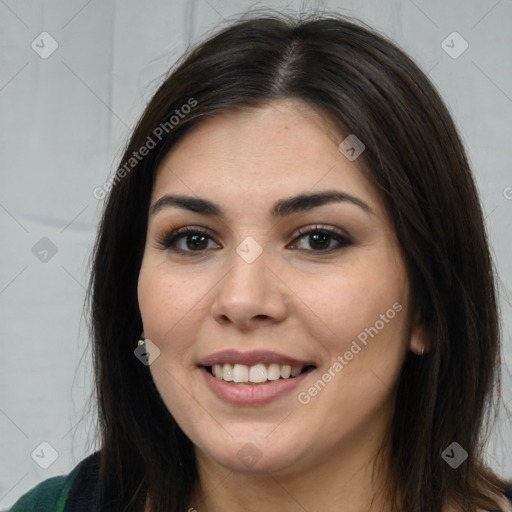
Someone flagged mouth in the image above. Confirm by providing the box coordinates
[198,350,317,405]
[205,363,315,384]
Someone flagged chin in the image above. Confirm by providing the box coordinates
[191,425,307,475]
[203,442,302,475]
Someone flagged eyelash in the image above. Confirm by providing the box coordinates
[155,224,352,255]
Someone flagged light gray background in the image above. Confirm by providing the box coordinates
[1,0,511,508]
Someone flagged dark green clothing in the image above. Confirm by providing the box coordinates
[6,453,99,512]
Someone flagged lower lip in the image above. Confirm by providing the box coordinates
[200,367,314,405]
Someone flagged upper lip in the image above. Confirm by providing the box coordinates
[199,350,316,368]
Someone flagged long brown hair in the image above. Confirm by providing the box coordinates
[87,12,510,511]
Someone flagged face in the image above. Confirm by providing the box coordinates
[137,99,425,477]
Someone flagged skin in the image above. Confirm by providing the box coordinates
[137,98,430,511]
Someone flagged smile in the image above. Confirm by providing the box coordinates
[199,350,317,405]
[207,363,313,384]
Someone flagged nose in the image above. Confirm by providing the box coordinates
[210,244,288,331]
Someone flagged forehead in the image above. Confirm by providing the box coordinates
[152,99,383,215]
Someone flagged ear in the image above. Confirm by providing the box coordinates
[409,308,430,356]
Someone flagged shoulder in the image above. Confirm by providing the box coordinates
[7,453,100,512]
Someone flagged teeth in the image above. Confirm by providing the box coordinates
[249,363,267,383]
[267,363,281,381]
[213,364,223,378]
[210,363,308,383]
[290,366,302,377]
[222,363,234,382]
[233,364,249,383]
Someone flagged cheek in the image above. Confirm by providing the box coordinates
[289,253,409,375]
[138,266,172,334]
[137,262,217,368]
[292,266,409,429]
[138,265,214,441]
[138,263,199,331]
[138,265,188,357]
[297,262,405,331]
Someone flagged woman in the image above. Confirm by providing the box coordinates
[8,12,512,512]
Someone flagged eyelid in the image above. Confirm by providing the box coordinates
[154,223,352,254]
[154,225,220,250]
[289,224,351,242]
[286,224,353,252]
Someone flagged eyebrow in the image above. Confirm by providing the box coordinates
[151,190,373,218]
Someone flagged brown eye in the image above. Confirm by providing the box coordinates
[156,226,220,254]
[182,233,209,251]
[289,225,352,253]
